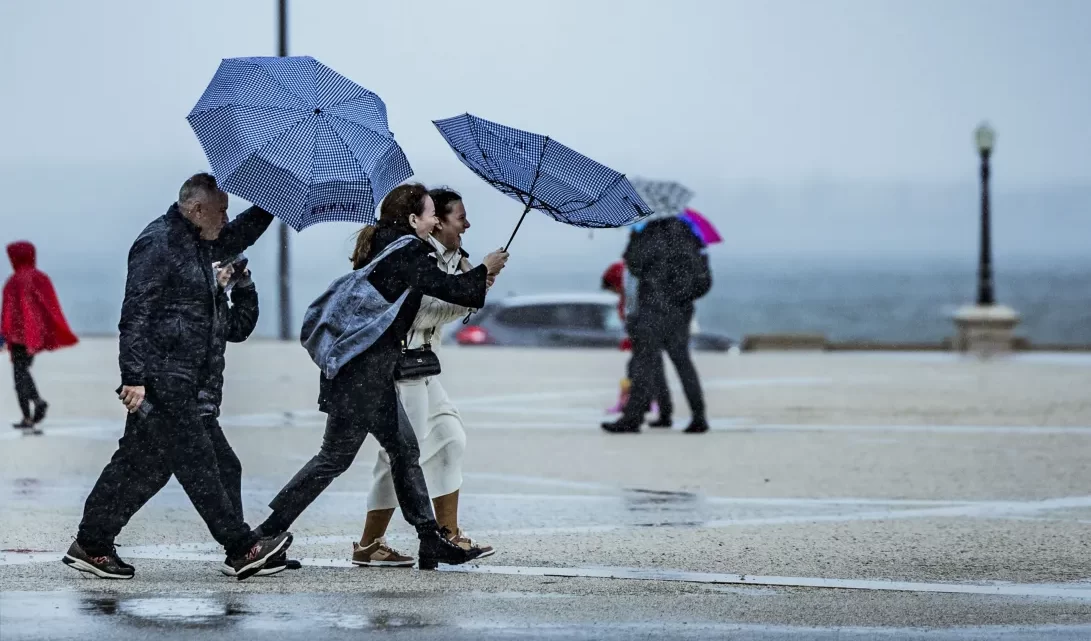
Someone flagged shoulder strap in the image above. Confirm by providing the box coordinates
[363,234,417,271]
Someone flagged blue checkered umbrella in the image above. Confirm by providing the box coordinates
[187,56,413,230]
[432,113,653,250]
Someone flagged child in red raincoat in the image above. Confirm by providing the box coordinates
[2,241,78,430]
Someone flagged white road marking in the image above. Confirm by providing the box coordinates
[441,565,1091,600]
[7,546,1087,600]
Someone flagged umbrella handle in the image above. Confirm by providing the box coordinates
[503,201,534,252]
[464,201,533,325]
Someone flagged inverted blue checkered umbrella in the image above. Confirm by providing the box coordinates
[432,113,653,250]
[187,56,413,230]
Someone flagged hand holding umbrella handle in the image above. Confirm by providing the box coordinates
[463,249,510,324]
[482,249,510,276]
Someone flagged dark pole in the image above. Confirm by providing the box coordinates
[976,147,994,305]
[276,0,292,340]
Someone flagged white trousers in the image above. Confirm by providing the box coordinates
[366,375,467,511]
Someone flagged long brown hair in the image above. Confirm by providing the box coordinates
[350,182,430,269]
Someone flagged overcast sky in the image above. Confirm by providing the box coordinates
[3,0,1089,277]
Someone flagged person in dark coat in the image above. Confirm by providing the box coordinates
[602,216,710,434]
[2,240,79,430]
[258,183,509,569]
[64,173,292,581]
[198,260,302,577]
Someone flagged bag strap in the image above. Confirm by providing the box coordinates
[404,327,436,351]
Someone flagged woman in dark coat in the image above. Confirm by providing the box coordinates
[259,183,508,569]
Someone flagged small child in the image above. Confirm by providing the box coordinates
[601,260,661,417]
[2,241,78,432]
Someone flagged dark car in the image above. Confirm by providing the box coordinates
[446,293,734,351]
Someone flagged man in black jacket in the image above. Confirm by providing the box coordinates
[602,217,710,434]
[63,173,292,581]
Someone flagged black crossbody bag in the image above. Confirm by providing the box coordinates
[394,328,441,381]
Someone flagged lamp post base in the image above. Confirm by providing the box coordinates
[951,304,1020,356]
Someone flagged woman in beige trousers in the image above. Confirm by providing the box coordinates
[351,187,495,567]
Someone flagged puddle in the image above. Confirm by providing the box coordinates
[3,592,1090,640]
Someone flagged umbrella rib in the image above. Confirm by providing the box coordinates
[238,58,313,107]
[219,113,313,184]
[322,91,384,120]
[324,111,392,143]
[188,103,307,121]
[521,136,549,211]
[320,119,370,184]
[466,116,523,206]
[547,172,629,215]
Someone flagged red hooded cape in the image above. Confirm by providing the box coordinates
[601,260,632,351]
[2,241,78,355]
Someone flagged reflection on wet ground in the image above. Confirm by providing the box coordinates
[2,592,1090,641]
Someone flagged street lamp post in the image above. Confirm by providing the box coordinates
[952,121,1018,355]
[276,0,291,340]
[974,122,996,306]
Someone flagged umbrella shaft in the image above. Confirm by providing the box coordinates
[503,201,534,252]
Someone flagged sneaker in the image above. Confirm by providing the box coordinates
[351,538,415,567]
[62,541,135,579]
[32,400,48,424]
[449,528,495,559]
[684,418,710,434]
[601,420,640,433]
[417,527,483,570]
[12,418,33,430]
[220,553,288,577]
[227,532,293,581]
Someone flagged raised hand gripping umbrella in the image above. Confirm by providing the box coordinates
[187,56,413,230]
[432,113,653,250]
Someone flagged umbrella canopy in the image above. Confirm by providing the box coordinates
[187,56,413,230]
[630,178,694,218]
[432,113,653,249]
[679,208,722,245]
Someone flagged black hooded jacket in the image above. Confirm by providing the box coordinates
[623,216,708,329]
[117,204,273,392]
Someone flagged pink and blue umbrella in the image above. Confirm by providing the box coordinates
[679,208,722,245]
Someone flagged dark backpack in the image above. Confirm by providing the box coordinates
[689,250,713,300]
[674,246,712,303]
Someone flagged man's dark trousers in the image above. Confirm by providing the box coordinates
[76,378,256,557]
[622,311,705,425]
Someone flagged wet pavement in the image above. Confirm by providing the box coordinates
[2,343,1091,639]
[4,591,1091,641]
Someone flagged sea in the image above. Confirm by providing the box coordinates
[42,254,1091,346]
